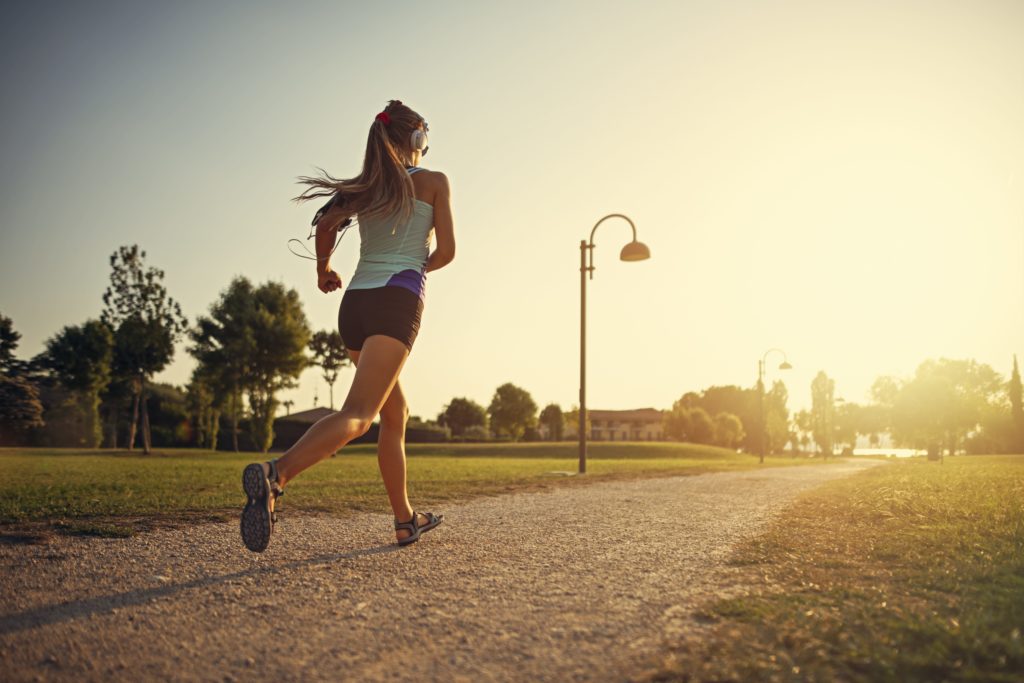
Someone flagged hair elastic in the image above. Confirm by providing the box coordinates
[375,111,391,125]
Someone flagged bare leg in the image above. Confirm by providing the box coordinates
[271,335,409,487]
[348,349,428,542]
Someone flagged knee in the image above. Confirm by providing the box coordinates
[336,410,376,439]
[380,403,409,433]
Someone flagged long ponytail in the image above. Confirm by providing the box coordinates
[295,100,424,225]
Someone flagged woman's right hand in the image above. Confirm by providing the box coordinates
[317,268,343,293]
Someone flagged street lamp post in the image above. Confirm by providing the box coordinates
[758,348,793,464]
[579,214,650,474]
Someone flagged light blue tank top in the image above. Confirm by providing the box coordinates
[347,167,434,300]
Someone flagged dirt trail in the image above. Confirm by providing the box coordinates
[0,460,881,682]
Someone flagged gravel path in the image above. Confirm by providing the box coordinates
[0,460,881,682]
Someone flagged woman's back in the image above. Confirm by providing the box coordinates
[349,169,435,298]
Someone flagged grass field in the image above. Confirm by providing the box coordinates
[645,454,1024,683]
[1,441,818,536]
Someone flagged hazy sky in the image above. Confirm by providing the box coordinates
[2,0,1022,421]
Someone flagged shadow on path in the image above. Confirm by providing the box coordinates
[0,542,399,636]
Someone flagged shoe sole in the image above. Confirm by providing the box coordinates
[240,463,272,553]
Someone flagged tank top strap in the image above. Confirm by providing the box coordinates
[406,166,426,175]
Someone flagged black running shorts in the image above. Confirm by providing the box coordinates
[338,286,424,352]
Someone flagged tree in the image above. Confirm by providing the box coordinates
[190,278,257,452]
[37,320,113,447]
[663,396,715,444]
[438,397,488,437]
[686,406,716,444]
[101,246,187,453]
[563,405,590,439]
[811,371,836,459]
[764,380,790,455]
[186,366,221,449]
[877,358,1004,458]
[670,385,760,452]
[1011,355,1023,452]
[487,383,537,440]
[0,318,44,441]
[663,397,691,441]
[793,409,813,454]
[713,412,745,448]
[0,314,24,375]
[834,401,860,454]
[856,403,887,448]
[244,281,312,453]
[539,403,564,441]
[309,330,350,410]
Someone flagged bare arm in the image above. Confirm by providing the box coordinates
[315,206,350,292]
[425,173,455,273]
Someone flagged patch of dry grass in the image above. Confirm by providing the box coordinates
[641,455,1024,683]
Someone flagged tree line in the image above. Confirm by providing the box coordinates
[660,358,1024,458]
[0,245,575,451]
[2,245,1021,455]
[0,245,344,452]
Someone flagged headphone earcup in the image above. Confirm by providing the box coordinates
[410,129,426,152]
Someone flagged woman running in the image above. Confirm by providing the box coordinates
[241,100,455,552]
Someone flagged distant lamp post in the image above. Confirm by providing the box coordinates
[579,214,650,474]
[758,348,793,464]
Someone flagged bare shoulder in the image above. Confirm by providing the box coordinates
[423,169,450,191]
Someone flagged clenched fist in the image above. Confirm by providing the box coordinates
[318,268,342,293]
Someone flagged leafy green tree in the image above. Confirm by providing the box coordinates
[101,246,187,453]
[0,318,44,441]
[0,375,45,443]
[309,330,350,410]
[713,412,745,448]
[462,424,490,441]
[811,371,836,459]
[37,320,113,447]
[879,358,1003,458]
[245,282,311,453]
[487,383,537,441]
[186,367,220,449]
[0,314,24,375]
[672,385,760,451]
[539,403,564,441]
[686,406,715,444]
[190,278,257,452]
[663,398,691,441]
[438,397,488,437]
[144,382,190,446]
[663,397,715,444]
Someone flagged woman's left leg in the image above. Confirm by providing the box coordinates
[348,347,425,542]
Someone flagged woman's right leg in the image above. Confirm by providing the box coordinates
[272,334,410,487]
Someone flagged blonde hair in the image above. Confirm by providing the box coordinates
[294,100,425,225]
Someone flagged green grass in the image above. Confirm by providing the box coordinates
[1,442,816,532]
[645,455,1024,683]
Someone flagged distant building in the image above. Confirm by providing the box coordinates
[559,408,666,442]
[273,408,338,451]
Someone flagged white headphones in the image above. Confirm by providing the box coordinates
[410,121,429,156]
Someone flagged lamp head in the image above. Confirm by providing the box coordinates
[620,240,650,262]
[779,361,793,370]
